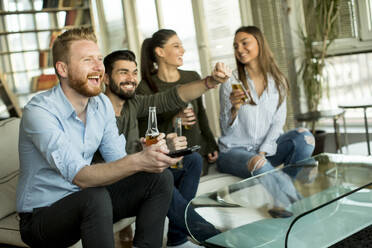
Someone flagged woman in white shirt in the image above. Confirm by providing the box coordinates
[218,26,315,181]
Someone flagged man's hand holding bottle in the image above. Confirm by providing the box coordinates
[138,133,182,173]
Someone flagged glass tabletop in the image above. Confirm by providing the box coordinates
[185,153,372,247]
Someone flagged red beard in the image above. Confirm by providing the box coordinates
[68,73,102,97]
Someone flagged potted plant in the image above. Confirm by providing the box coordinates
[297,0,341,154]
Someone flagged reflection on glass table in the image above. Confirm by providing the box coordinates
[185,153,372,247]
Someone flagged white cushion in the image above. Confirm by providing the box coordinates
[0,213,28,247]
[0,118,20,219]
[0,173,18,220]
[0,118,20,177]
[113,217,136,233]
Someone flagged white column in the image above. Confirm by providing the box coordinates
[191,0,221,137]
[239,0,254,26]
[91,0,109,55]
[155,0,165,29]
[121,0,142,59]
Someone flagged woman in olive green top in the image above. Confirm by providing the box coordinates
[137,29,218,175]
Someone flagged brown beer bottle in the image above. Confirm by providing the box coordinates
[145,106,159,146]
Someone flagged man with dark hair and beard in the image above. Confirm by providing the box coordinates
[16,27,182,248]
[101,50,231,247]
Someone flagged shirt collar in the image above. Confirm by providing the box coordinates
[54,83,99,119]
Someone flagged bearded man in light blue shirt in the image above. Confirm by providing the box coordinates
[16,27,181,248]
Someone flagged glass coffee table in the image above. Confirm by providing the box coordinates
[185,153,372,247]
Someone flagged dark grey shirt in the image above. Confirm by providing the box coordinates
[117,86,187,154]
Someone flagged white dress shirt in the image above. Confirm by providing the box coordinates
[219,69,287,156]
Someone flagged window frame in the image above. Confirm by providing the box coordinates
[357,0,372,41]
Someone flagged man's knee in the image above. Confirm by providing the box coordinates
[80,187,112,217]
[153,169,174,195]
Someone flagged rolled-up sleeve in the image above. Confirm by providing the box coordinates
[22,106,87,183]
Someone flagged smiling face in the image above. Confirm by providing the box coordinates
[233,32,259,66]
[106,60,138,100]
[66,39,104,97]
[157,35,185,67]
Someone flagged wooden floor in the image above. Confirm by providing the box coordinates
[114,227,133,248]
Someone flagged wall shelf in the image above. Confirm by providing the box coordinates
[0,6,89,15]
[0,24,92,36]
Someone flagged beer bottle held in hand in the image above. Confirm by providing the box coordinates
[145,106,159,146]
[231,73,256,105]
[184,102,193,130]
[231,81,250,104]
[171,118,183,169]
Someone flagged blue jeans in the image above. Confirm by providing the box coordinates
[217,128,314,207]
[217,128,315,179]
[167,152,220,246]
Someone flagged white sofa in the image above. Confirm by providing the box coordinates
[0,117,241,247]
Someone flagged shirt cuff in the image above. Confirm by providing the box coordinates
[259,143,277,157]
[51,150,87,184]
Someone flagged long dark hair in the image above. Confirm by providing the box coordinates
[140,29,177,93]
[235,26,289,108]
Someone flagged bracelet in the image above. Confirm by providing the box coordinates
[204,76,218,89]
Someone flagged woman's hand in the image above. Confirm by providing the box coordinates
[166,133,188,151]
[172,108,196,128]
[229,89,246,124]
[207,150,219,163]
[230,89,246,111]
[210,62,232,85]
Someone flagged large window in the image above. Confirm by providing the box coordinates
[320,52,372,126]
[358,0,372,40]
[203,0,242,69]
[160,0,201,74]
[298,0,372,128]
[136,0,158,40]
[101,0,127,51]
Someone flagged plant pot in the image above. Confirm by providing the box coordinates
[313,130,327,155]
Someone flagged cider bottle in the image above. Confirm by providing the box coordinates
[171,118,183,169]
[184,102,193,130]
[231,82,249,103]
[145,107,159,146]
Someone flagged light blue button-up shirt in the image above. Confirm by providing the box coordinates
[16,84,127,213]
[219,70,287,156]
